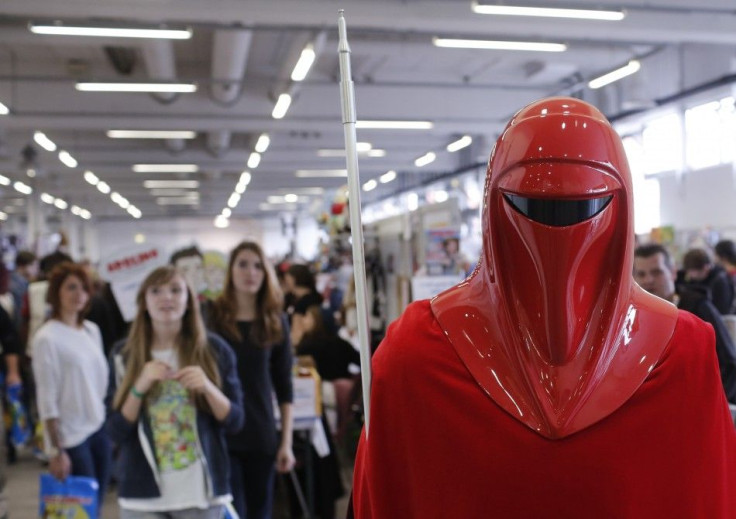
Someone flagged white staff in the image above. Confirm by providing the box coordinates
[338,10,373,437]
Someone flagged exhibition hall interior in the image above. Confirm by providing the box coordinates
[1,0,736,517]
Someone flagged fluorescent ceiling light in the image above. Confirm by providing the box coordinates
[291,44,316,82]
[227,193,241,208]
[13,182,32,195]
[83,171,99,185]
[34,131,57,151]
[278,187,324,195]
[471,3,625,21]
[54,198,68,210]
[363,179,377,192]
[156,197,200,205]
[247,152,261,169]
[239,172,252,185]
[380,170,397,183]
[447,135,473,152]
[127,206,142,218]
[259,203,298,211]
[415,152,436,167]
[71,205,82,215]
[58,150,78,168]
[254,134,270,153]
[272,94,292,119]
[588,60,641,89]
[97,181,111,194]
[107,130,196,139]
[221,208,232,218]
[317,148,386,158]
[356,120,434,130]
[214,215,230,228]
[149,189,194,197]
[267,195,303,204]
[40,193,55,204]
[80,209,93,220]
[0,212,7,221]
[0,101,8,115]
[29,23,192,39]
[235,183,247,194]
[0,175,10,186]
[133,164,199,173]
[143,180,200,189]
[433,37,566,52]
[76,82,197,93]
[295,169,347,178]
[110,192,124,204]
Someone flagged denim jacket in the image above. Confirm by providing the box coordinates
[105,333,244,499]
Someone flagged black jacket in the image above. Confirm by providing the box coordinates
[678,284,736,403]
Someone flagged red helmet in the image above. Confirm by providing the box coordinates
[432,97,677,439]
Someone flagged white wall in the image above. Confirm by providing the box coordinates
[91,217,264,264]
[86,213,322,267]
[658,163,736,230]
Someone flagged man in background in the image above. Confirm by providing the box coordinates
[634,243,736,402]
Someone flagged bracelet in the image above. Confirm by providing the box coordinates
[130,386,145,399]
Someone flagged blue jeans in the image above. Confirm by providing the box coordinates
[229,452,275,519]
[65,425,112,510]
[119,506,224,518]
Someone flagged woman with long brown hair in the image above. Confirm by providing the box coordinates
[105,266,243,518]
[32,262,111,509]
[208,241,294,519]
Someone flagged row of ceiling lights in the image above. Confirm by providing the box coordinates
[0,3,636,226]
[31,131,142,219]
[361,135,472,193]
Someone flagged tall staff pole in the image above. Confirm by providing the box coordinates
[338,10,372,437]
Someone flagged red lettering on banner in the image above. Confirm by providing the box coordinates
[106,249,158,273]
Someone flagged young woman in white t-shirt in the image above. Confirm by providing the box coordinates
[32,261,111,508]
[106,266,244,519]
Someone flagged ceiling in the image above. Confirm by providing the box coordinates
[0,0,735,223]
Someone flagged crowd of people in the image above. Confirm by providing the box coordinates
[0,238,361,518]
[2,227,736,517]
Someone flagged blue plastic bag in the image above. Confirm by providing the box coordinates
[6,383,30,447]
[38,473,98,518]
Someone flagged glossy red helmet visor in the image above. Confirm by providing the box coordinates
[498,162,621,227]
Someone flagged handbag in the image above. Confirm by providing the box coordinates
[38,473,98,518]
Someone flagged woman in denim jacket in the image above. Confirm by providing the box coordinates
[106,266,244,518]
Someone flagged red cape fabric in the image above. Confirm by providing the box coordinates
[352,300,736,518]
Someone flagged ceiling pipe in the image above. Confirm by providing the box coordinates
[210,29,253,105]
[206,130,232,157]
[208,29,253,157]
[140,40,179,103]
[140,40,187,152]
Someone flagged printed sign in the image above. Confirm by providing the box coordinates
[99,245,166,321]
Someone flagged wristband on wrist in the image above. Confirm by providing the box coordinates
[130,385,145,399]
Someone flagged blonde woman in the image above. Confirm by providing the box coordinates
[106,266,243,518]
[208,241,294,519]
[32,262,111,509]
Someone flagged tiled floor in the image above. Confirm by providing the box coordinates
[6,448,352,518]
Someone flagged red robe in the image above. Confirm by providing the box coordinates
[353,301,736,518]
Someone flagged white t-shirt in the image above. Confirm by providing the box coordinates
[119,348,230,511]
[32,320,108,449]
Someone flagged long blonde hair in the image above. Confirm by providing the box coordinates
[113,266,220,410]
[210,241,284,346]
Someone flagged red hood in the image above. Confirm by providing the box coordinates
[432,97,677,438]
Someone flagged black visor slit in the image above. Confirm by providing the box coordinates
[503,194,612,227]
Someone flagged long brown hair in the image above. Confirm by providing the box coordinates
[46,262,92,326]
[113,266,220,410]
[210,241,284,346]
